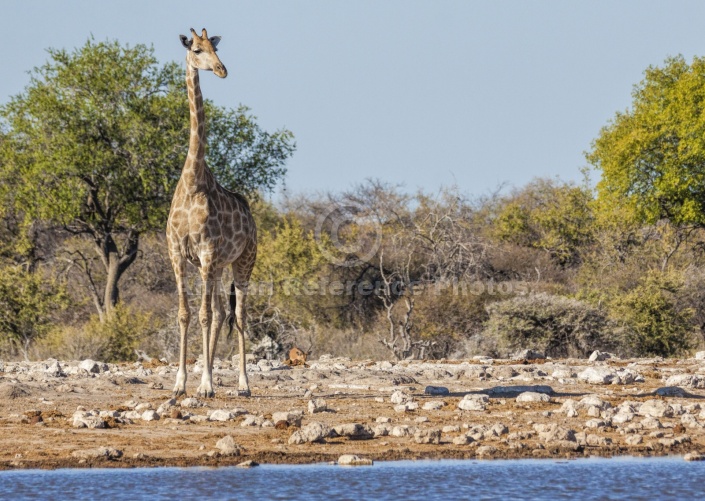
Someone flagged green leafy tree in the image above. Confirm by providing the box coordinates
[494,178,594,266]
[0,38,294,320]
[589,55,705,227]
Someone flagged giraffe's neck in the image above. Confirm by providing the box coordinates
[181,63,208,190]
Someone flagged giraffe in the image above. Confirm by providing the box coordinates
[167,28,257,398]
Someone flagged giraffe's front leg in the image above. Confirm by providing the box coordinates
[196,267,215,398]
[171,255,190,397]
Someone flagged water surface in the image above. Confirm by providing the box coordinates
[1,456,702,500]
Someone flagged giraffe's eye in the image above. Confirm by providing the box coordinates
[193,49,202,54]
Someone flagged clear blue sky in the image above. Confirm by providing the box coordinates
[4,1,705,198]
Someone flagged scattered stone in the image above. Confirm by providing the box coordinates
[372,423,392,437]
[390,390,412,404]
[141,410,159,421]
[640,417,663,429]
[215,435,241,456]
[241,415,265,427]
[414,428,441,444]
[516,391,550,403]
[72,411,106,429]
[536,423,576,443]
[577,367,617,385]
[588,351,617,362]
[333,423,373,440]
[424,386,450,396]
[476,445,498,457]
[453,434,474,445]
[180,397,203,408]
[443,425,461,433]
[639,400,673,418]
[394,402,419,412]
[308,399,328,414]
[209,409,235,422]
[512,349,545,360]
[422,401,446,411]
[272,411,303,427]
[684,452,705,461]
[390,425,414,437]
[664,374,705,389]
[288,422,330,444]
[237,460,259,468]
[458,394,489,411]
[625,435,643,446]
[694,352,705,360]
[338,454,373,466]
[45,360,65,377]
[78,359,106,374]
[71,447,122,460]
[586,434,611,446]
[135,402,153,411]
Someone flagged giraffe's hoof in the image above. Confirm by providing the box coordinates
[173,388,186,397]
[237,389,251,397]
[196,388,215,398]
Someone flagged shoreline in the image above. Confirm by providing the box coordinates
[2,354,705,471]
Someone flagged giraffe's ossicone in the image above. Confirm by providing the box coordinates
[167,28,257,398]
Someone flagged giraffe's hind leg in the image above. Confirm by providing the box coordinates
[232,262,252,397]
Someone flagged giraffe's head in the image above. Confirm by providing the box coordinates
[180,28,227,78]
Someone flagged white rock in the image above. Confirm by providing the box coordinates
[78,359,105,374]
[625,435,643,446]
[288,422,330,444]
[452,434,474,445]
[516,391,550,403]
[72,447,122,459]
[372,423,391,437]
[141,410,159,421]
[694,352,705,360]
[209,409,234,422]
[414,428,441,444]
[638,400,673,418]
[240,415,265,427]
[443,425,461,433]
[588,350,616,362]
[577,367,617,384]
[215,435,241,456]
[422,401,446,411]
[308,399,328,414]
[272,411,303,427]
[458,394,489,412]
[664,374,705,389]
[390,390,412,404]
[180,398,202,408]
[390,425,414,437]
[135,403,153,411]
[72,411,106,429]
[338,454,373,466]
[45,360,65,377]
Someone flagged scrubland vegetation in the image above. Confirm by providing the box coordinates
[1,41,705,362]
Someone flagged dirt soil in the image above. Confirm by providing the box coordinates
[2,354,705,470]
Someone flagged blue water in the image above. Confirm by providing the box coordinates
[0,456,703,500]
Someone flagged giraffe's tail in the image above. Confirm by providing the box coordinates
[226,281,236,341]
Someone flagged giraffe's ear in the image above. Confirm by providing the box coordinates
[209,36,222,48]
[180,35,192,49]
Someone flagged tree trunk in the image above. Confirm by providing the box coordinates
[98,230,140,321]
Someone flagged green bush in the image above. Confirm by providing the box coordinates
[608,271,694,357]
[483,293,617,358]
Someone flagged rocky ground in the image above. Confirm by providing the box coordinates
[2,350,705,470]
